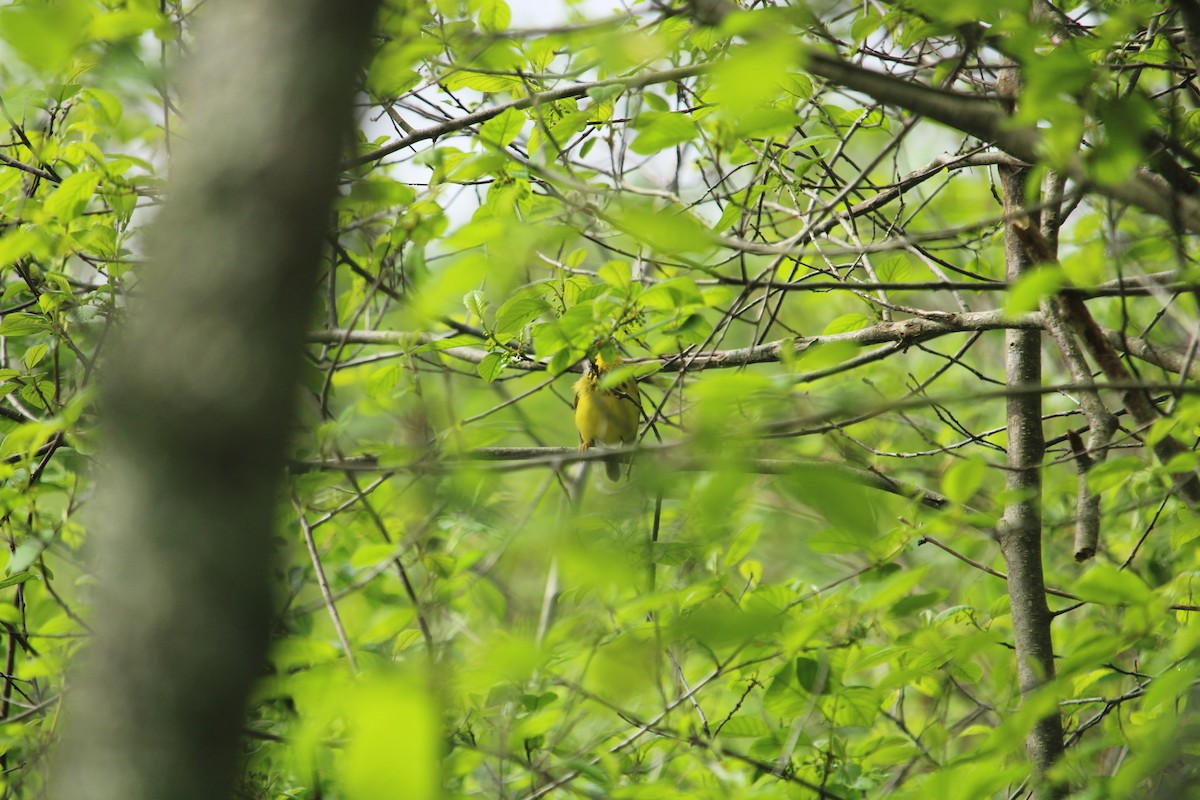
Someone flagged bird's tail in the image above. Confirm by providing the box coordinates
[604,455,622,481]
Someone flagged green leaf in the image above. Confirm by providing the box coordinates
[717,716,772,737]
[778,464,880,551]
[1073,563,1153,606]
[547,348,573,376]
[23,344,48,370]
[344,673,441,800]
[1086,456,1143,494]
[709,36,797,116]
[941,458,987,503]
[0,572,36,591]
[670,312,712,344]
[477,352,504,382]
[712,201,744,234]
[443,71,523,93]
[630,111,698,155]
[857,566,927,612]
[536,109,590,155]
[1147,415,1183,448]
[723,522,760,569]
[851,11,883,42]
[609,202,714,255]
[0,1,90,72]
[342,178,417,212]
[476,0,511,30]
[642,93,669,112]
[1005,265,1065,315]
[349,543,400,570]
[7,543,42,576]
[494,296,549,337]
[891,590,946,616]
[0,229,37,269]
[597,361,657,389]
[479,107,524,149]
[45,171,99,221]
[795,656,838,695]
[1021,43,1095,111]
[1089,94,1156,185]
[934,605,976,624]
[672,602,781,649]
[638,276,703,309]
[463,289,487,321]
[1164,451,1200,473]
[586,83,624,104]
[597,260,631,290]
[73,223,118,259]
[780,72,813,100]
[0,314,50,337]
[88,6,166,40]
[1140,661,1200,713]
[1060,240,1105,286]
[877,256,910,283]
[823,314,872,335]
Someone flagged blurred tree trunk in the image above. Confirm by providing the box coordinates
[48,2,380,799]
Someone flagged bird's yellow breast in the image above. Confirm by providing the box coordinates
[573,359,640,447]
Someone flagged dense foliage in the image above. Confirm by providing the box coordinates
[2,0,1200,797]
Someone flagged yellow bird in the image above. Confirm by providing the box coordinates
[573,353,641,480]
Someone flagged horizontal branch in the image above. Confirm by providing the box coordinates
[308,312,1198,380]
[1103,327,1200,379]
[293,379,1200,530]
[303,374,1200,471]
[0,152,56,181]
[660,310,1039,369]
[308,310,1040,372]
[291,446,954,509]
[709,273,1195,298]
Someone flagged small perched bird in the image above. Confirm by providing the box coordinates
[573,353,640,480]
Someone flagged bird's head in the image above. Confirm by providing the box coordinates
[592,341,623,373]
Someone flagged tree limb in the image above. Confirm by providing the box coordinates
[309,314,1199,381]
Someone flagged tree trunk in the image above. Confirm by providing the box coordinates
[48,2,380,799]
[997,59,1066,797]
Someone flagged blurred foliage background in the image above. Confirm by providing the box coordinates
[3,0,1200,798]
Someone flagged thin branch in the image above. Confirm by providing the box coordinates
[802,50,1200,233]
[310,310,1042,372]
[0,153,56,181]
[292,497,358,674]
[348,64,707,167]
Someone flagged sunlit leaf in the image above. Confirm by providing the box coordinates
[1004,264,1065,315]
[479,107,525,149]
[344,671,441,800]
[1073,564,1154,607]
[629,111,698,154]
[44,171,99,221]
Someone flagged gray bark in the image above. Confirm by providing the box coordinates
[997,62,1067,795]
[48,2,380,799]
